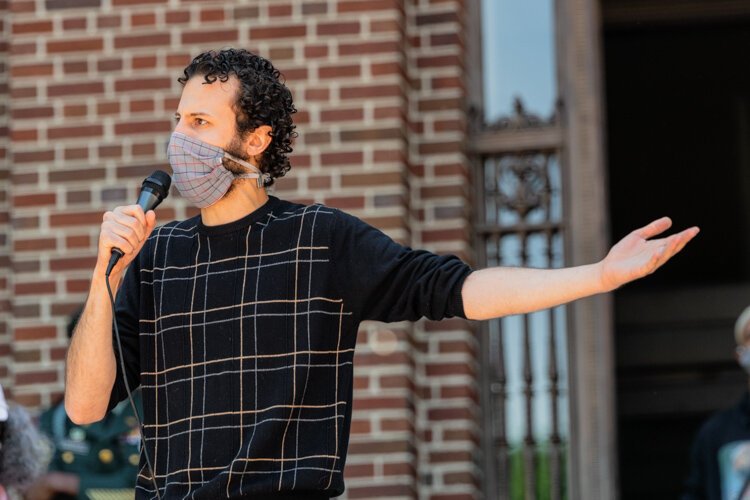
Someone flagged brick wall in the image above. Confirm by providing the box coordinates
[5,0,479,498]
[0,0,10,391]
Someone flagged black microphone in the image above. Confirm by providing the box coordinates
[105,171,171,277]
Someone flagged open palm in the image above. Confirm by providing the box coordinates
[600,217,699,291]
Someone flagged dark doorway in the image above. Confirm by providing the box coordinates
[603,15,750,499]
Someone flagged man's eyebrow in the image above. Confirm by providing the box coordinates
[173,112,214,117]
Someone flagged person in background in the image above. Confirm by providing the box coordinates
[25,311,142,500]
[0,384,48,500]
[683,306,750,500]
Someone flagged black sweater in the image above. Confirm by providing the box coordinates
[108,196,471,499]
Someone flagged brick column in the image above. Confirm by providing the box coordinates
[0,0,11,390]
[407,1,481,498]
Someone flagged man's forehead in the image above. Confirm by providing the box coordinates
[176,76,239,113]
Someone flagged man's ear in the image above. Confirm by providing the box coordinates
[244,125,273,158]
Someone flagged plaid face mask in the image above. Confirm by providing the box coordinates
[167,131,270,208]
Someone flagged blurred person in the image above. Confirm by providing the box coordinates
[25,310,142,500]
[64,48,699,498]
[0,385,48,500]
[683,306,750,500]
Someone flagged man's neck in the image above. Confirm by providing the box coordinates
[200,183,270,226]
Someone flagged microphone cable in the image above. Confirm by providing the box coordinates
[106,273,162,500]
[102,170,170,500]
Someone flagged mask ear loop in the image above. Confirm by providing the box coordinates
[224,153,270,188]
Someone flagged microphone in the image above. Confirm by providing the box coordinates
[105,170,171,277]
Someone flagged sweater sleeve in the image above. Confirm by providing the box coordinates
[331,209,472,323]
[106,253,142,413]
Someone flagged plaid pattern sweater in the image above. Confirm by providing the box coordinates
[108,196,471,499]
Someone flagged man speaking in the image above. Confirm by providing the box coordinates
[64,48,699,499]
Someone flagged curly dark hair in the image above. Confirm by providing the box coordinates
[178,48,297,186]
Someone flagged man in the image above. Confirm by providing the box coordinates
[27,310,142,500]
[64,48,699,499]
[683,306,750,500]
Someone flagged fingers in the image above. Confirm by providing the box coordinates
[634,216,672,239]
[650,226,700,272]
[98,205,156,268]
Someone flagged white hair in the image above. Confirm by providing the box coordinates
[0,403,49,490]
[735,305,750,346]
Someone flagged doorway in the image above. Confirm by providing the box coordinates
[603,13,750,499]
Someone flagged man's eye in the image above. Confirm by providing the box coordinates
[195,118,207,126]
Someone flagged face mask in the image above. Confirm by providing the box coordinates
[167,131,270,208]
[739,347,750,375]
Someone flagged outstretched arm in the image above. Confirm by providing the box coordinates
[462,217,699,320]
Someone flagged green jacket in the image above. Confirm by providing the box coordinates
[40,392,142,500]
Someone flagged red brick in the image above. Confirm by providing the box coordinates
[181,29,238,44]
[427,407,473,422]
[114,33,169,49]
[63,60,89,74]
[63,17,87,30]
[13,193,56,208]
[114,77,171,92]
[166,10,191,23]
[339,40,400,56]
[67,278,91,293]
[11,107,54,120]
[337,0,399,13]
[12,20,53,35]
[371,19,401,33]
[97,101,121,115]
[341,172,402,187]
[316,21,360,36]
[320,108,363,122]
[11,63,54,77]
[50,211,102,227]
[343,463,374,478]
[321,151,363,166]
[13,237,56,252]
[340,84,401,100]
[114,120,171,135]
[15,371,58,385]
[199,8,224,22]
[48,125,102,140]
[50,256,97,271]
[132,56,157,70]
[131,12,156,26]
[348,440,411,455]
[97,15,121,28]
[304,45,328,58]
[302,2,327,15]
[417,54,463,69]
[250,25,306,39]
[341,127,402,142]
[325,196,365,210]
[47,38,103,53]
[66,235,91,248]
[97,59,123,72]
[347,485,415,499]
[12,129,38,141]
[14,282,56,296]
[64,104,88,118]
[319,64,361,80]
[269,4,292,16]
[48,82,104,97]
[46,0,100,8]
[113,0,166,5]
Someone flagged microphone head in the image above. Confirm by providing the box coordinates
[142,170,171,200]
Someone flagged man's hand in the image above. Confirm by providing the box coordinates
[95,204,156,281]
[599,217,700,292]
